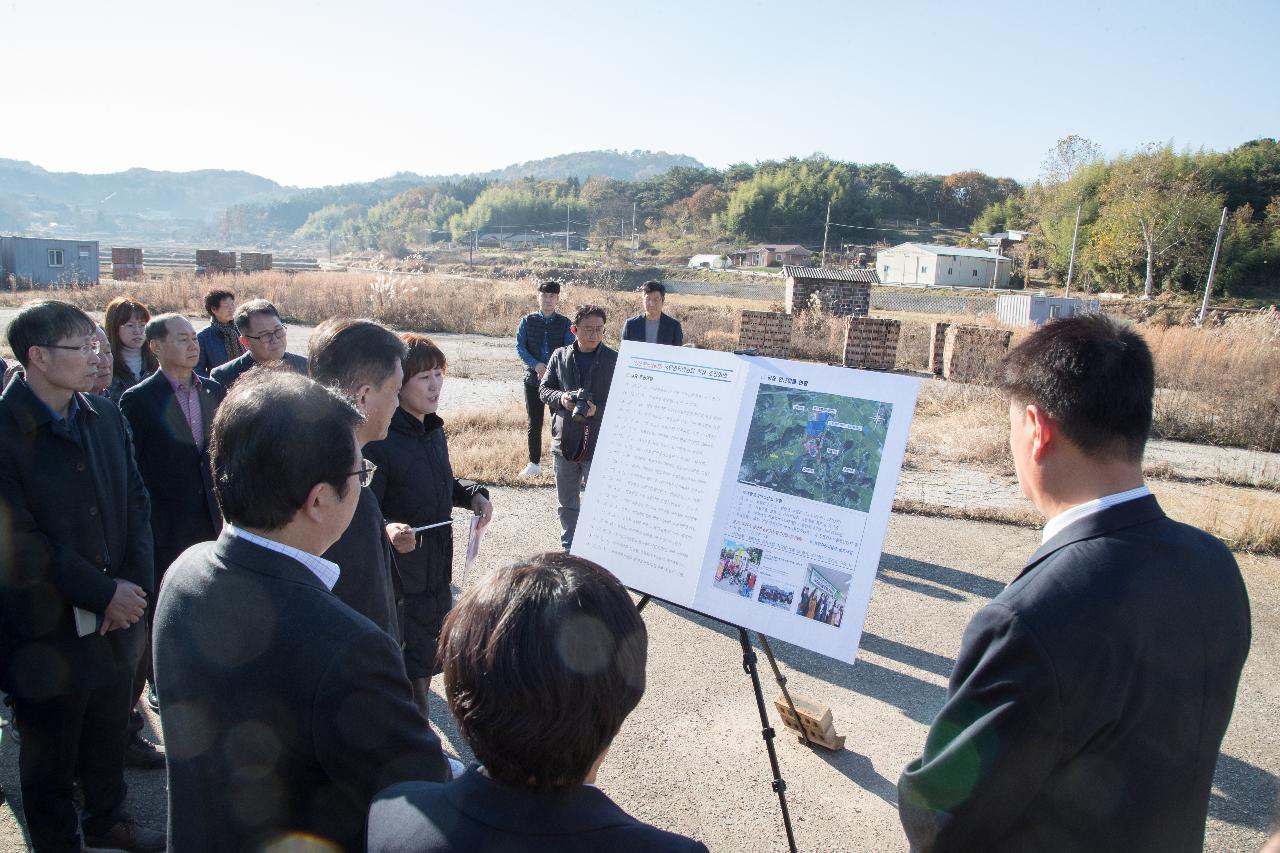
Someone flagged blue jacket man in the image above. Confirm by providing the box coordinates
[514,280,574,477]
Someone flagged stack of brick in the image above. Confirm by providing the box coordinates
[842,317,901,371]
[942,325,1012,384]
[240,252,273,273]
[927,322,951,376]
[195,250,236,274]
[111,247,144,281]
[738,310,792,358]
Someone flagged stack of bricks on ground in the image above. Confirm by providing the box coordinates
[942,326,1012,384]
[774,693,844,750]
[111,247,143,281]
[842,317,901,371]
[738,311,793,358]
[195,250,237,274]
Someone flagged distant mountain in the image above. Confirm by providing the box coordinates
[450,149,705,183]
[0,159,290,221]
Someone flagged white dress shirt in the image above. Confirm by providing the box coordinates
[226,524,342,591]
[1041,485,1152,544]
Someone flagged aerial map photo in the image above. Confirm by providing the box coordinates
[737,385,891,512]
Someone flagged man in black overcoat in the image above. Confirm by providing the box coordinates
[898,314,1252,852]
[153,370,449,853]
[0,300,165,852]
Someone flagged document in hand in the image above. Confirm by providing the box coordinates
[573,341,918,664]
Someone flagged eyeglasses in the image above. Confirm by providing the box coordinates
[243,325,287,343]
[39,340,102,356]
[577,324,605,335]
[348,459,378,488]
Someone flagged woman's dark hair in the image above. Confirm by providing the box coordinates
[573,304,607,325]
[999,313,1154,462]
[441,553,647,788]
[308,318,406,394]
[6,300,94,367]
[104,296,157,379]
[210,370,364,530]
[203,288,235,317]
[401,332,447,377]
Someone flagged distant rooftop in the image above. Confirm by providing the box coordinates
[883,242,1009,260]
[781,265,880,283]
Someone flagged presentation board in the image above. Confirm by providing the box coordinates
[572,341,919,664]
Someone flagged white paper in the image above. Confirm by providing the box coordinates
[573,341,918,664]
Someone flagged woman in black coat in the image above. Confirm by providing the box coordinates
[364,334,492,715]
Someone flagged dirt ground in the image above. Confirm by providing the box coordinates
[0,311,1276,851]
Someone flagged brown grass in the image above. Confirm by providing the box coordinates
[444,401,554,488]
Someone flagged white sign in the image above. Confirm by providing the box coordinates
[573,341,918,664]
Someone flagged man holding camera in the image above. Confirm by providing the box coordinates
[538,305,616,550]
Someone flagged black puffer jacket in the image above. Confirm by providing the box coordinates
[364,407,488,595]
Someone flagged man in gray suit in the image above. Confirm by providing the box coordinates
[153,370,448,853]
[898,314,1251,851]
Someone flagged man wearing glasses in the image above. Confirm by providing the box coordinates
[153,370,449,853]
[308,318,408,644]
[539,305,617,550]
[209,298,308,390]
[0,300,165,851]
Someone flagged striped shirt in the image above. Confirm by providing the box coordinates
[163,369,204,449]
[225,524,341,591]
[1041,485,1152,544]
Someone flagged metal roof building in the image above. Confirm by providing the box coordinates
[0,235,99,287]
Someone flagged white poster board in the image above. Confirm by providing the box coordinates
[572,341,919,664]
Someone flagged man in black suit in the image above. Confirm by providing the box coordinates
[208,298,308,389]
[120,313,226,741]
[621,280,683,347]
[898,314,1251,852]
[308,318,406,642]
[0,300,165,852]
[368,552,708,853]
[154,370,449,853]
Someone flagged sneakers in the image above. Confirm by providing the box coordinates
[146,683,160,713]
[447,756,467,779]
[520,462,542,478]
[83,815,166,852]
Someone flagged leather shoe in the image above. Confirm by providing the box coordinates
[83,816,166,852]
[124,734,166,770]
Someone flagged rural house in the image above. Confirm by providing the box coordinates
[0,235,99,286]
[876,242,1011,288]
[728,244,814,268]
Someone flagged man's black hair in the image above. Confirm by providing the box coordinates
[210,370,364,530]
[999,313,1154,461]
[640,280,666,296]
[6,300,94,367]
[232,298,281,334]
[144,313,185,345]
[308,318,406,393]
[441,552,647,788]
[573,304,607,325]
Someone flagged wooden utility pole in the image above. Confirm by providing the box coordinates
[1064,204,1082,300]
[820,201,831,267]
[632,201,638,249]
[566,201,571,251]
[1197,207,1228,327]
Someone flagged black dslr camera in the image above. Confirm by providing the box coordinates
[567,389,593,422]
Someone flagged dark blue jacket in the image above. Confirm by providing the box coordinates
[209,350,309,390]
[515,312,574,382]
[622,312,684,347]
[0,378,153,696]
[369,768,708,853]
[898,496,1251,852]
[119,370,225,586]
[196,324,236,376]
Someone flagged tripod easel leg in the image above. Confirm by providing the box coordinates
[739,628,799,853]
[756,633,813,748]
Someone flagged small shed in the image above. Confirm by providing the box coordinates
[782,265,878,315]
[0,236,100,286]
[995,293,1101,327]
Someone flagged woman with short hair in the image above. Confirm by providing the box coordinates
[368,552,709,853]
[196,288,243,375]
[363,333,492,716]
[104,296,156,401]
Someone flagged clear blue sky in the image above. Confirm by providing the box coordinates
[2,0,1276,187]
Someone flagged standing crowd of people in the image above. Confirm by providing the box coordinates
[0,277,1257,852]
